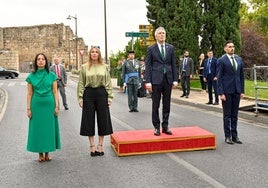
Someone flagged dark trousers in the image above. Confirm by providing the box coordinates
[199,75,206,90]
[207,74,218,103]
[127,83,139,111]
[80,87,113,136]
[152,74,172,129]
[181,72,190,96]
[57,81,67,107]
[222,93,240,138]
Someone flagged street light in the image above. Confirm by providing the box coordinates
[67,14,78,70]
[104,0,108,65]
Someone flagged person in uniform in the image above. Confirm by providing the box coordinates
[122,50,141,112]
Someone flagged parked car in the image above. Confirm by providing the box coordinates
[0,66,20,79]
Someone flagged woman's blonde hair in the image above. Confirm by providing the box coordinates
[87,46,104,69]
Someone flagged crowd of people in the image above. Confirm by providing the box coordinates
[25,27,244,162]
[117,32,244,145]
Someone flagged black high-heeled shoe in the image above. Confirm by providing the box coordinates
[97,145,104,156]
[90,151,99,157]
[90,145,99,157]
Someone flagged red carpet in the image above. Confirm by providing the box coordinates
[110,126,216,156]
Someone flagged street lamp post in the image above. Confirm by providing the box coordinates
[67,14,78,70]
[104,0,108,65]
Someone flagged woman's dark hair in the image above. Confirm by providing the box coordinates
[33,53,50,73]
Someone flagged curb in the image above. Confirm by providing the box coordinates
[0,87,8,123]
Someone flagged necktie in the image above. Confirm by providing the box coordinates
[231,57,236,71]
[56,65,61,78]
[208,59,211,74]
[161,45,165,60]
[183,58,187,70]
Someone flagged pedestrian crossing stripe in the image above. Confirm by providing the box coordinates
[0,82,27,86]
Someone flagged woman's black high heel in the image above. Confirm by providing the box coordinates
[90,145,99,157]
[97,145,104,156]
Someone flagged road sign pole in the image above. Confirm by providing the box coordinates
[131,36,134,50]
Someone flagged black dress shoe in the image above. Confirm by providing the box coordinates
[225,137,234,144]
[232,137,242,144]
[129,110,134,112]
[154,128,160,136]
[213,102,219,105]
[133,109,139,112]
[162,128,172,135]
[206,102,213,105]
[64,106,69,110]
[180,94,186,97]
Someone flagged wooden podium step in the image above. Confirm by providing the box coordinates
[110,126,216,156]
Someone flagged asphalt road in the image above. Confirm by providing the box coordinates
[0,74,267,188]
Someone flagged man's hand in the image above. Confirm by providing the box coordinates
[146,85,152,93]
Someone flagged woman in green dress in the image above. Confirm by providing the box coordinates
[26,53,61,162]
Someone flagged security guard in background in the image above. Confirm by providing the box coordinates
[122,51,141,112]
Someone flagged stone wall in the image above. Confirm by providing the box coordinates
[0,23,88,72]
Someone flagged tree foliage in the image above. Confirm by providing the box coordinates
[240,0,268,34]
[240,23,268,67]
[146,0,202,64]
[146,0,241,63]
[199,0,242,57]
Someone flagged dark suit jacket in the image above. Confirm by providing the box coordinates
[203,57,217,79]
[145,43,178,85]
[50,64,67,85]
[179,57,194,76]
[217,54,244,95]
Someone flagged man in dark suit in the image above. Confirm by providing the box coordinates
[203,50,219,105]
[122,51,141,112]
[145,27,178,136]
[179,50,194,98]
[50,56,69,110]
[217,40,244,144]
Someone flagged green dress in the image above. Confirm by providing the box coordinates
[26,69,61,153]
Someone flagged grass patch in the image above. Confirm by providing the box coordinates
[188,79,268,99]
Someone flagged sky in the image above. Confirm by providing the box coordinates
[0,0,149,55]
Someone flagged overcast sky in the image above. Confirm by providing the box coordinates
[0,0,149,55]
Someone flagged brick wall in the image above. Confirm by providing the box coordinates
[0,23,88,72]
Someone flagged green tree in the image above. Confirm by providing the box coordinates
[241,0,268,35]
[199,0,242,57]
[146,0,202,67]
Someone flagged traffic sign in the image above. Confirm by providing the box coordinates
[125,32,149,38]
[79,49,85,56]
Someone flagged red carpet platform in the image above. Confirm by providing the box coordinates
[110,126,216,156]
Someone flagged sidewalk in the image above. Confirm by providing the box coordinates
[111,78,268,125]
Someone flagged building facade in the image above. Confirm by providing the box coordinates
[0,23,88,72]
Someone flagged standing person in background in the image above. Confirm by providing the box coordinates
[122,51,141,112]
[217,40,244,145]
[137,57,147,98]
[145,26,178,136]
[179,50,194,98]
[203,50,219,105]
[116,58,124,93]
[77,46,113,156]
[26,53,61,162]
[50,56,69,110]
[196,53,206,93]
